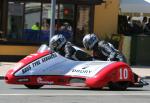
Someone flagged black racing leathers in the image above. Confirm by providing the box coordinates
[93,40,127,62]
[58,42,92,61]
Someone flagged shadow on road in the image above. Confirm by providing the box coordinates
[10,87,150,91]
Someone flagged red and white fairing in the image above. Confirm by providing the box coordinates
[5,49,135,89]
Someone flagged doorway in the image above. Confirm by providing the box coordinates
[7,2,24,39]
[75,5,90,46]
[0,0,3,31]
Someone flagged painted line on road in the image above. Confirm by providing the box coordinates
[0,93,150,96]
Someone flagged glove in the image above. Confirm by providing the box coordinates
[107,52,116,61]
[107,57,114,61]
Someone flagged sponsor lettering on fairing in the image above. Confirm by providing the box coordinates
[17,78,29,82]
[41,53,57,63]
[71,69,92,74]
[21,53,57,74]
[22,65,31,74]
[37,77,54,84]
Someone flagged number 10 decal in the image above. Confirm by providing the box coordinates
[120,68,128,80]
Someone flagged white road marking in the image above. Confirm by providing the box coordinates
[0,93,150,96]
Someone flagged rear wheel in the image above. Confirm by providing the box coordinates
[24,85,43,89]
[108,82,129,91]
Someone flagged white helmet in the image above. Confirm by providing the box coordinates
[50,34,66,51]
[82,33,98,50]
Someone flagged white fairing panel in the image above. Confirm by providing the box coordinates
[15,52,114,77]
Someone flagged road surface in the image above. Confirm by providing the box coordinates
[0,80,150,103]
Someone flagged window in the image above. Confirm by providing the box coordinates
[24,3,41,29]
[7,2,24,40]
[75,5,90,45]
[42,3,75,41]
[23,3,42,42]
[6,1,77,43]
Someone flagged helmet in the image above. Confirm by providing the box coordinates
[82,33,98,50]
[50,34,66,51]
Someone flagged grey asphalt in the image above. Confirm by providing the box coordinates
[0,62,150,79]
[0,80,150,103]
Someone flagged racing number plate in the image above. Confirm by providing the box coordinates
[119,68,129,80]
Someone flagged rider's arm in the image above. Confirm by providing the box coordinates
[101,41,126,62]
[107,52,116,61]
[64,42,76,60]
[99,41,118,61]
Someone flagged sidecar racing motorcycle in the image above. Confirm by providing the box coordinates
[5,45,149,90]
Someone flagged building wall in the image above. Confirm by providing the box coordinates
[0,45,38,55]
[0,0,121,61]
[94,0,120,39]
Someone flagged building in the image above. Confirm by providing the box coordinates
[0,0,119,61]
[119,0,150,66]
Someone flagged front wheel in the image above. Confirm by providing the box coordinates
[24,85,43,89]
[108,82,129,91]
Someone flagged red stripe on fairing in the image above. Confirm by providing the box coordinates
[5,50,51,82]
[13,50,51,72]
[6,75,87,87]
[20,50,51,64]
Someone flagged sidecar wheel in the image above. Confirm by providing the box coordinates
[108,82,129,91]
[24,85,43,89]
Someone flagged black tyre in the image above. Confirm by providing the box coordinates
[108,82,129,91]
[24,85,43,89]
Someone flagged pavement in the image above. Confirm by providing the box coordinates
[0,62,150,80]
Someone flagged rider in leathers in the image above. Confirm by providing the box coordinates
[93,41,126,62]
[82,33,126,62]
[50,34,92,61]
[82,33,148,85]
